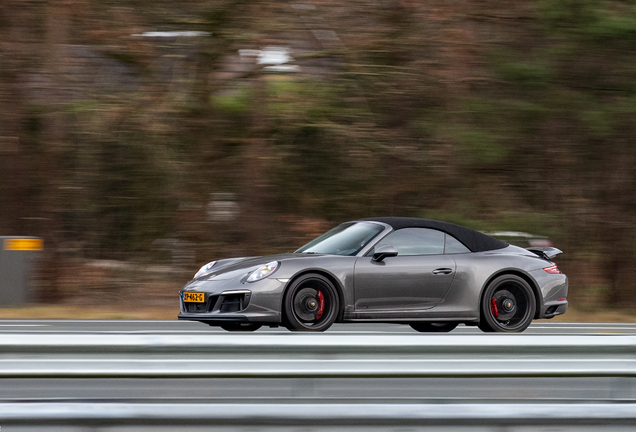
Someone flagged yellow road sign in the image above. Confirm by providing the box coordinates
[3,238,43,251]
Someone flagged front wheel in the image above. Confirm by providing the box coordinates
[283,274,339,332]
[219,323,262,332]
[410,322,458,333]
[478,274,536,333]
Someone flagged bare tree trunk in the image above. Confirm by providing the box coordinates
[0,0,32,235]
[239,78,272,255]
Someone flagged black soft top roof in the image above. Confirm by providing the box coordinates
[357,217,508,253]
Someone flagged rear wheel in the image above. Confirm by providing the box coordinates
[219,323,262,332]
[283,274,339,332]
[410,322,458,333]
[478,274,536,333]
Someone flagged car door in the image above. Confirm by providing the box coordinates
[353,228,457,313]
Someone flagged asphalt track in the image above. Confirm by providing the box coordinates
[0,319,635,334]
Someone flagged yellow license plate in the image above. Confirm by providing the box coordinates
[183,292,205,302]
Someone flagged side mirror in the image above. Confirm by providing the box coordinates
[372,245,398,262]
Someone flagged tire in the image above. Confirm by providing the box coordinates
[410,322,458,333]
[283,273,339,332]
[219,323,262,332]
[478,274,536,333]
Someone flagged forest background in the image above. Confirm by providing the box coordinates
[1,0,635,316]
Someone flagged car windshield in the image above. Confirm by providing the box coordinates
[295,222,385,256]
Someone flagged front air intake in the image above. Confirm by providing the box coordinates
[220,293,250,312]
[183,295,219,313]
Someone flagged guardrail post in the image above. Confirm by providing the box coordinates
[0,236,43,306]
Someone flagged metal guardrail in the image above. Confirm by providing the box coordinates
[1,403,636,430]
[2,333,636,353]
[1,333,636,429]
[1,357,636,378]
[0,333,635,378]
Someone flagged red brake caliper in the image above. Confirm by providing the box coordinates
[316,291,325,320]
[490,298,499,318]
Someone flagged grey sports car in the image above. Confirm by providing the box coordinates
[178,217,568,332]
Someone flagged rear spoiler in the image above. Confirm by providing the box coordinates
[526,247,563,261]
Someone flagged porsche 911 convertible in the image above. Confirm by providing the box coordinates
[178,217,568,332]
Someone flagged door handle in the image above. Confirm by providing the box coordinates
[432,268,453,275]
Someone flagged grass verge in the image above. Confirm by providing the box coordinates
[0,306,179,320]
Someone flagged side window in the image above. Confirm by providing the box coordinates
[374,228,445,256]
[444,234,470,254]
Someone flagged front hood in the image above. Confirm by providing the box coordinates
[189,253,326,282]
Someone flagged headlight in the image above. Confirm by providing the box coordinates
[194,261,217,278]
[247,261,279,283]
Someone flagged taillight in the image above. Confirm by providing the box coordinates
[543,265,561,274]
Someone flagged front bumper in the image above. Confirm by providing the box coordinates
[177,277,286,325]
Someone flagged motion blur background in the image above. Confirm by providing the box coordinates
[1,0,635,313]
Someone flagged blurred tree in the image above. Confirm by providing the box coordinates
[0,0,635,308]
